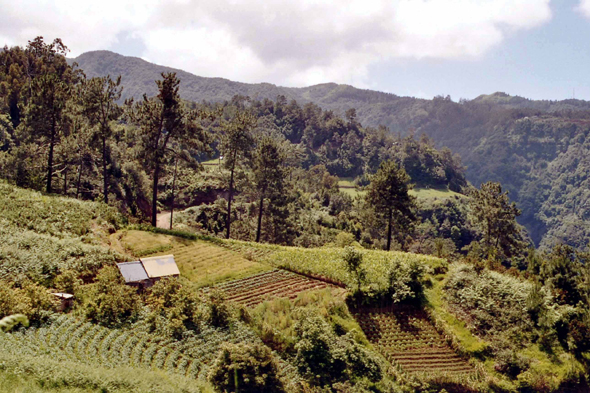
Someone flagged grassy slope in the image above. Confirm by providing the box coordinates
[0,181,126,283]
[336,176,464,199]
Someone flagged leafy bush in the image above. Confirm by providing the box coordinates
[77,266,140,326]
[443,263,534,341]
[204,289,231,328]
[145,277,202,339]
[250,289,366,354]
[208,342,284,393]
[294,312,382,388]
[494,349,531,378]
[0,280,57,322]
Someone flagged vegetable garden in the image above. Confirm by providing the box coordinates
[353,305,473,375]
[0,314,264,380]
[215,269,340,308]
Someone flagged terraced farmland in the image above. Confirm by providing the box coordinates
[0,315,262,380]
[216,269,341,307]
[117,230,272,287]
[353,306,473,375]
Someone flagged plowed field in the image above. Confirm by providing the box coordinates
[216,269,339,307]
[354,305,473,375]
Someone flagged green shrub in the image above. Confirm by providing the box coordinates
[0,280,57,322]
[335,232,356,248]
[294,312,382,387]
[53,270,83,295]
[264,247,440,305]
[204,290,231,328]
[78,266,140,326]
[443,263,534,340]
[207,342,284,393]
[145,277,202,339]
[494,349,531,378]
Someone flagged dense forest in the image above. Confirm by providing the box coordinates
[72,51,590,251]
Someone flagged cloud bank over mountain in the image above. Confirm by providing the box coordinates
[0,0,553,87]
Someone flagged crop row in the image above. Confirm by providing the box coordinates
[216,269,335,307]
[353,307,473,375]
[217,240,278,260]
[0,315,262,380]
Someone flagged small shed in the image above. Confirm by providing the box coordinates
[140,255,180,279]
[116,261,150,287]
[116,255,179,288]
[52,293,74,312]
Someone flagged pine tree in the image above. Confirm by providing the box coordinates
[470,181,522,260]
[365,160,416,251]
[252,136,285,242]
[127,72,210,226]
[25,73,71,193]
[80,75,123,203]
[220,110,256,239]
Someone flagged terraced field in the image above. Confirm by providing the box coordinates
[116,230,272,287]
[353,306,472,375]
[216,269,341,308]
[0,315,262,380]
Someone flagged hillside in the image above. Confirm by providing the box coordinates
[1,184,590,392]
[70,51,590,250]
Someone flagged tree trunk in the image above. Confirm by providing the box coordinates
[225,151,237,239]
[102,135,108,203]
[151,160,160,227]
[169,156,178,230]
[386,208,393,251]
[63,167,67,195]
[46,121,56,194]
[75,153,83,199]
[256,194,264,242]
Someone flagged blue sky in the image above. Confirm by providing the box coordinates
[2,0,590,101]
[371,0,590,100]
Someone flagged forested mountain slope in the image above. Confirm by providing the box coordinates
[69,51,590,249]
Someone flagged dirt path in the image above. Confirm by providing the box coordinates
[156,211,172,229]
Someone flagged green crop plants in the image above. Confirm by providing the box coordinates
[263,246,444,305]
[0,314,29,332]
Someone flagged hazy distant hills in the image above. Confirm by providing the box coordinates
[71,50,590,250]
[71,51,590,128]
[70,50,418,127]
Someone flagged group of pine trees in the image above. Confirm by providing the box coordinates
[1,37,538,268]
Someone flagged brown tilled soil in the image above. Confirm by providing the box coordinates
[353,305,473,375]
[215,269,342,307]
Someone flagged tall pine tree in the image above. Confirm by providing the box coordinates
[365,160,416,251]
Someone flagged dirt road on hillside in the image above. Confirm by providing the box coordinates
[156,212,172,229]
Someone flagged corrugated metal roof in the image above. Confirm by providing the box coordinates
[52,293,74,299]
[141,255,180,278]
[117,261,149,283]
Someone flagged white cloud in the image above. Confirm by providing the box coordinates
[577,0,590,18]
[0,0,553,87]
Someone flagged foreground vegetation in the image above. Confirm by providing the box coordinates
[1,183,589,392]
